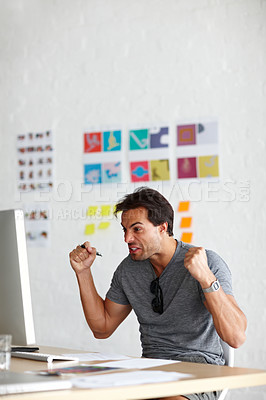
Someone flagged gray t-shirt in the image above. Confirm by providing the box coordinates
[106,241,233,365]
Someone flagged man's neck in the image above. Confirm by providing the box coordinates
[149,237,177,277]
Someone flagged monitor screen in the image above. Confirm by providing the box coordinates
[0,209,35,345]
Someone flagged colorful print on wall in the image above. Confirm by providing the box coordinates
[177,157,197,179]
[17,131,54,192]
[176,120,219,180]
[198,155,219,178]
[130,161,150,182]
[83,130,122,184]
[177,125,196,146]
[129,126,170,183]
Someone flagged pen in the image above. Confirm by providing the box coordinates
[80,244,102,257]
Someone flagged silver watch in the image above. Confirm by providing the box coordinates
[202,279,220,293]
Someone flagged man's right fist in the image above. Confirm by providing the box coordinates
[69,242,97,275]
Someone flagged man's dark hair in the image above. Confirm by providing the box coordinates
[114,187,174,236]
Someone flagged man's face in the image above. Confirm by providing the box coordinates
[121,207,162,261]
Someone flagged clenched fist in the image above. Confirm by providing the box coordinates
[184,247,216,288]
[69,242,97,276]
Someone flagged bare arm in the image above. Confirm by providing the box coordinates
[203,291,246,348]
[184,247,247,348]
[69,242,132,338]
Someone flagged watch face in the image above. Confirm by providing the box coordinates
[213,281,220,291]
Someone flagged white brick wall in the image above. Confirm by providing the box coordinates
[0,1,265,398]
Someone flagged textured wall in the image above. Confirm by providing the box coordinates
[0,0,266,398]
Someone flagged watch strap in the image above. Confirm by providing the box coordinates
[202,279,220,293]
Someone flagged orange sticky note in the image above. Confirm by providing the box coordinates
[84,224,95,235]
[180,217,192,228]
[181,232,193,243]
[178,201,190,212]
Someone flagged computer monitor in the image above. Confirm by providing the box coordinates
[0,209,36,345]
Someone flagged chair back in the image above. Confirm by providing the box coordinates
[221,339,234,367]
[218,339,234,400]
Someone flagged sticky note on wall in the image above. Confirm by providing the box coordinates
[100,205,112,217]
[178,201,193,244]
[181,232,193,243]
[98,222,110,230]
[180,217,192,228]
[178,201,190,212]
[85,224,95,235]
[87,206,98,217]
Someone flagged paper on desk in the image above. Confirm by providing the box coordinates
[72,370,191,388]
[93,357,179,369]
[62,352,132,362]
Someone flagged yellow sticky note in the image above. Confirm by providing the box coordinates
[180,217,192,228]
[178,201,190,212]
[87,206,98,217]
[98,222,110,230]
[84,224,95,235]
[100,205,112,217]
[181,232,193,243]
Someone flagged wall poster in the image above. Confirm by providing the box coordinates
[83,130,122,184]
[129,126,170,183]
[176,120,219,180]
[17,131,54,192]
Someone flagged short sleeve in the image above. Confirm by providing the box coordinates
[200,250,233,303]
[106,264,130,305]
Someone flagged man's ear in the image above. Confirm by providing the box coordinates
[159,222,168,234]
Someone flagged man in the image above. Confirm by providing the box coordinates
[69,187,247,400]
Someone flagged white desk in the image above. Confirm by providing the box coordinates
[7,346,266,399]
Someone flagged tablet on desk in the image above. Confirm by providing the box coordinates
[0,371,72,395]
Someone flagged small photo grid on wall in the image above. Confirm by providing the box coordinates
[83,130,122,184]
[129,126,170,183]
[23,203,51,247]
[176,120,219,181]
[17,131,54,192]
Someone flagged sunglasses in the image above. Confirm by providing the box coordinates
[150,277,164,314]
